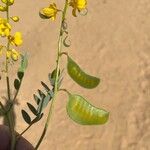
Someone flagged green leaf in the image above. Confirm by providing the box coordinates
[32,113,43,123]
[66,93,109,125]
[38,89,45,99]
[37,93,52,114]
[19,53,28,73]
[48,73,55,86]
[41,93,52,110]
[67,56,100,89]
[21,110,31,124]
[51,69,57,80]
[14,79,20,90]
[27,103,37,116]
[41,81,50,92]
[33,94,40,105]
[17,71,24,80]
[37,99,44,114]
[0,108,4,116]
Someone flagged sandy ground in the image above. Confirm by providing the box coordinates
[0,0,150,150]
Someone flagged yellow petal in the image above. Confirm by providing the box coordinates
[4,28,10,36]
[12,32,23,46]
[77,0,87,10]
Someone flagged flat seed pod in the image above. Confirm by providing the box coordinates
[66,93,109,125]
[67,56,100,89]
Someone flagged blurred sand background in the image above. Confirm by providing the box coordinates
[0,0,150,150]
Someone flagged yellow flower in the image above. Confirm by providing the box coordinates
[6,49,11,59]
[69,0,87,17]
[1,0,14,6]
[9,32,23,46]
[0,18,11,37]
[0,5,7,12]
[11,49,20,61]
[6,49,20,61]
[40,3,60,21]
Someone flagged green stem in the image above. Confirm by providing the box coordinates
[6,4,9,22]
[17,123,32,138]
[5,3,16,150]
[59,88,70,95]
[0,101,6,114]
[35,1,69,149]
[7,77,24,114]
[59,51,68,57]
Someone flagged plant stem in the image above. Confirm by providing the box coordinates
[35,1,69,149]
[17,123,32,138]
[5,3,16,150]
[0,101,6,113]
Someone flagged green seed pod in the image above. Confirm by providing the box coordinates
[66,93,109,125]
[67,56,100,89]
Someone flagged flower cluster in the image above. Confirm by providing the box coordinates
[0,18,11,37]
[40,3,60,21]
[39,0,87,20]
[0,0,22,61]
[69,0,87,17]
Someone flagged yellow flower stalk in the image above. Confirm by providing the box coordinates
[0,45,3,56]
[9,32,23,46]
[40,3,60,21]
[6,49,11,59]
[0,49,2,56]
[0,18,11,37]
[69,0,87,17]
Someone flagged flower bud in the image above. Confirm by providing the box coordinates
[39,3,60,21]
[11,49,20,61]
[0,5,6,11]
[1,0,14,6]
[6,50,11,59]
[11,16,19,22]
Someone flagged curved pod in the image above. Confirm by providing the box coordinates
[66,93,109,125]
[67,56,100,89]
